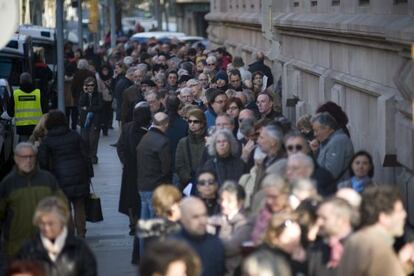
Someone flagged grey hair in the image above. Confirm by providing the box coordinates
[77,59,89,70]
[33,196,70,226]
[262,124,283,152]
[136,63,148,72]
[208,128,239,157]
[243,249,292,276]
[216,113,234,126]
[206,55,217,64]
[219,181,246,202]
[180,87,192,95]
[15,142,38,156]
[126,66,138,77]
[292,178,316,194]
[288,153,315,172]
[239,117,256,137]
[311,112,338,130]
[261,173,290,194]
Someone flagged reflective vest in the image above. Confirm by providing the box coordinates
[13,89,42,126]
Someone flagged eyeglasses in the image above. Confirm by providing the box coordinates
[199,78,208,81]
[188,119,201,124]
[286,144,303,152]
[84,84,95,87]
[208,63,215,66]
[16,154,35,159]
[198,179,216,186]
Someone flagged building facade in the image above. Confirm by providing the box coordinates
[206,0,414,222]
[176,0,210,36]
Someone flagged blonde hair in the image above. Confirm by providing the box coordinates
[33,196,70,226]
[296,114,312,131]
[30,113,48,145]
[264,212,298,245]
[152,185,182,218]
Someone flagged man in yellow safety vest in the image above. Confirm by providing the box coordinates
[7,72,47,141]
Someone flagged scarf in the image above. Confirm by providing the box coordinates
[40,227,68,262]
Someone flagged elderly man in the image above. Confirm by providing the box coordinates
[284,131,335,196]
[121,67,145,124]
[186,79,205,109]
[286,153,314,182]
[179,87,194,105]
[255,124,285,185]
[137,112,172,220]
[256,92,282,120]
[145,92,164,115]
[312,112,354,183]
[338,186,414,276]
[172,197,225,276]
[114,66,137,122]
[0,143,65,256]
[308,197,354,276]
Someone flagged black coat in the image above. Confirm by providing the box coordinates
[248,60,274,88]
[78,91,103,128]
[137,128,172,191]
[116,122,147,215]
[113,76,133,120]
[38,126,90,198]
[202,155,246,186]
[17,232,97,276]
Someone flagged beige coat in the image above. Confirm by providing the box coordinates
[337,224,406,276]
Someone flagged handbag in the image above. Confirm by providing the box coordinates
[85,182,104,222]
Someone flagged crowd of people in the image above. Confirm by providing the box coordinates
[1,36,414,276]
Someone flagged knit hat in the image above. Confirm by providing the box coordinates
[215,70,228,83]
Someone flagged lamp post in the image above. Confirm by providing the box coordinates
[56,0,65,111]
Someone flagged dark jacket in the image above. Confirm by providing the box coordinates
[121,84,144,124]
[202,155,246,186]
[166,115,188,169]
[172,228,225,276]
[38,126,90,198]
[78,91,103,128]
[0,168,65,256]
[248,60,274,88]
[114,76,133,120]
[116,122,147,215]
[71,69,94,102]
[17,232,97,276]
[175,132,206,188]
[137,127,172,191]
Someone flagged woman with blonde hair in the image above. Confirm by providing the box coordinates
[17,196,97,276]
[29,113,48,147]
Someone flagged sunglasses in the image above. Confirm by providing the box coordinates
[188,119,201,124]
[287,144,303,152]
[198,179,216,186]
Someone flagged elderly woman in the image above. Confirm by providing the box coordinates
[17,196,97,276]
[209,181,252,276]
[38,110,90,238]
[337,150,375,193]
[175,108,207,190]
[202,128,246,185]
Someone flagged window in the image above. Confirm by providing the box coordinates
[359,0,369,6]
[332,0,340,6]
[311,1,318,6]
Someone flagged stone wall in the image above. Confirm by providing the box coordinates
[206,0,414,223]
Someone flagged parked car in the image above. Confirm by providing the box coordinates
[130,31,186,44]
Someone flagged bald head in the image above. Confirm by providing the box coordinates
[153,112,169,132]
[179,197,208,236]
[336,188,362,209]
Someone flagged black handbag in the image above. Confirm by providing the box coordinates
[85,182,103,222]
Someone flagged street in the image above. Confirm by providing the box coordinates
[86,126,136,276]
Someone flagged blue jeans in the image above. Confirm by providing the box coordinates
[139,191,155,257]
[139,192,155,220]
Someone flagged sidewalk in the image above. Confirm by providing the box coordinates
[85,125,137,276]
